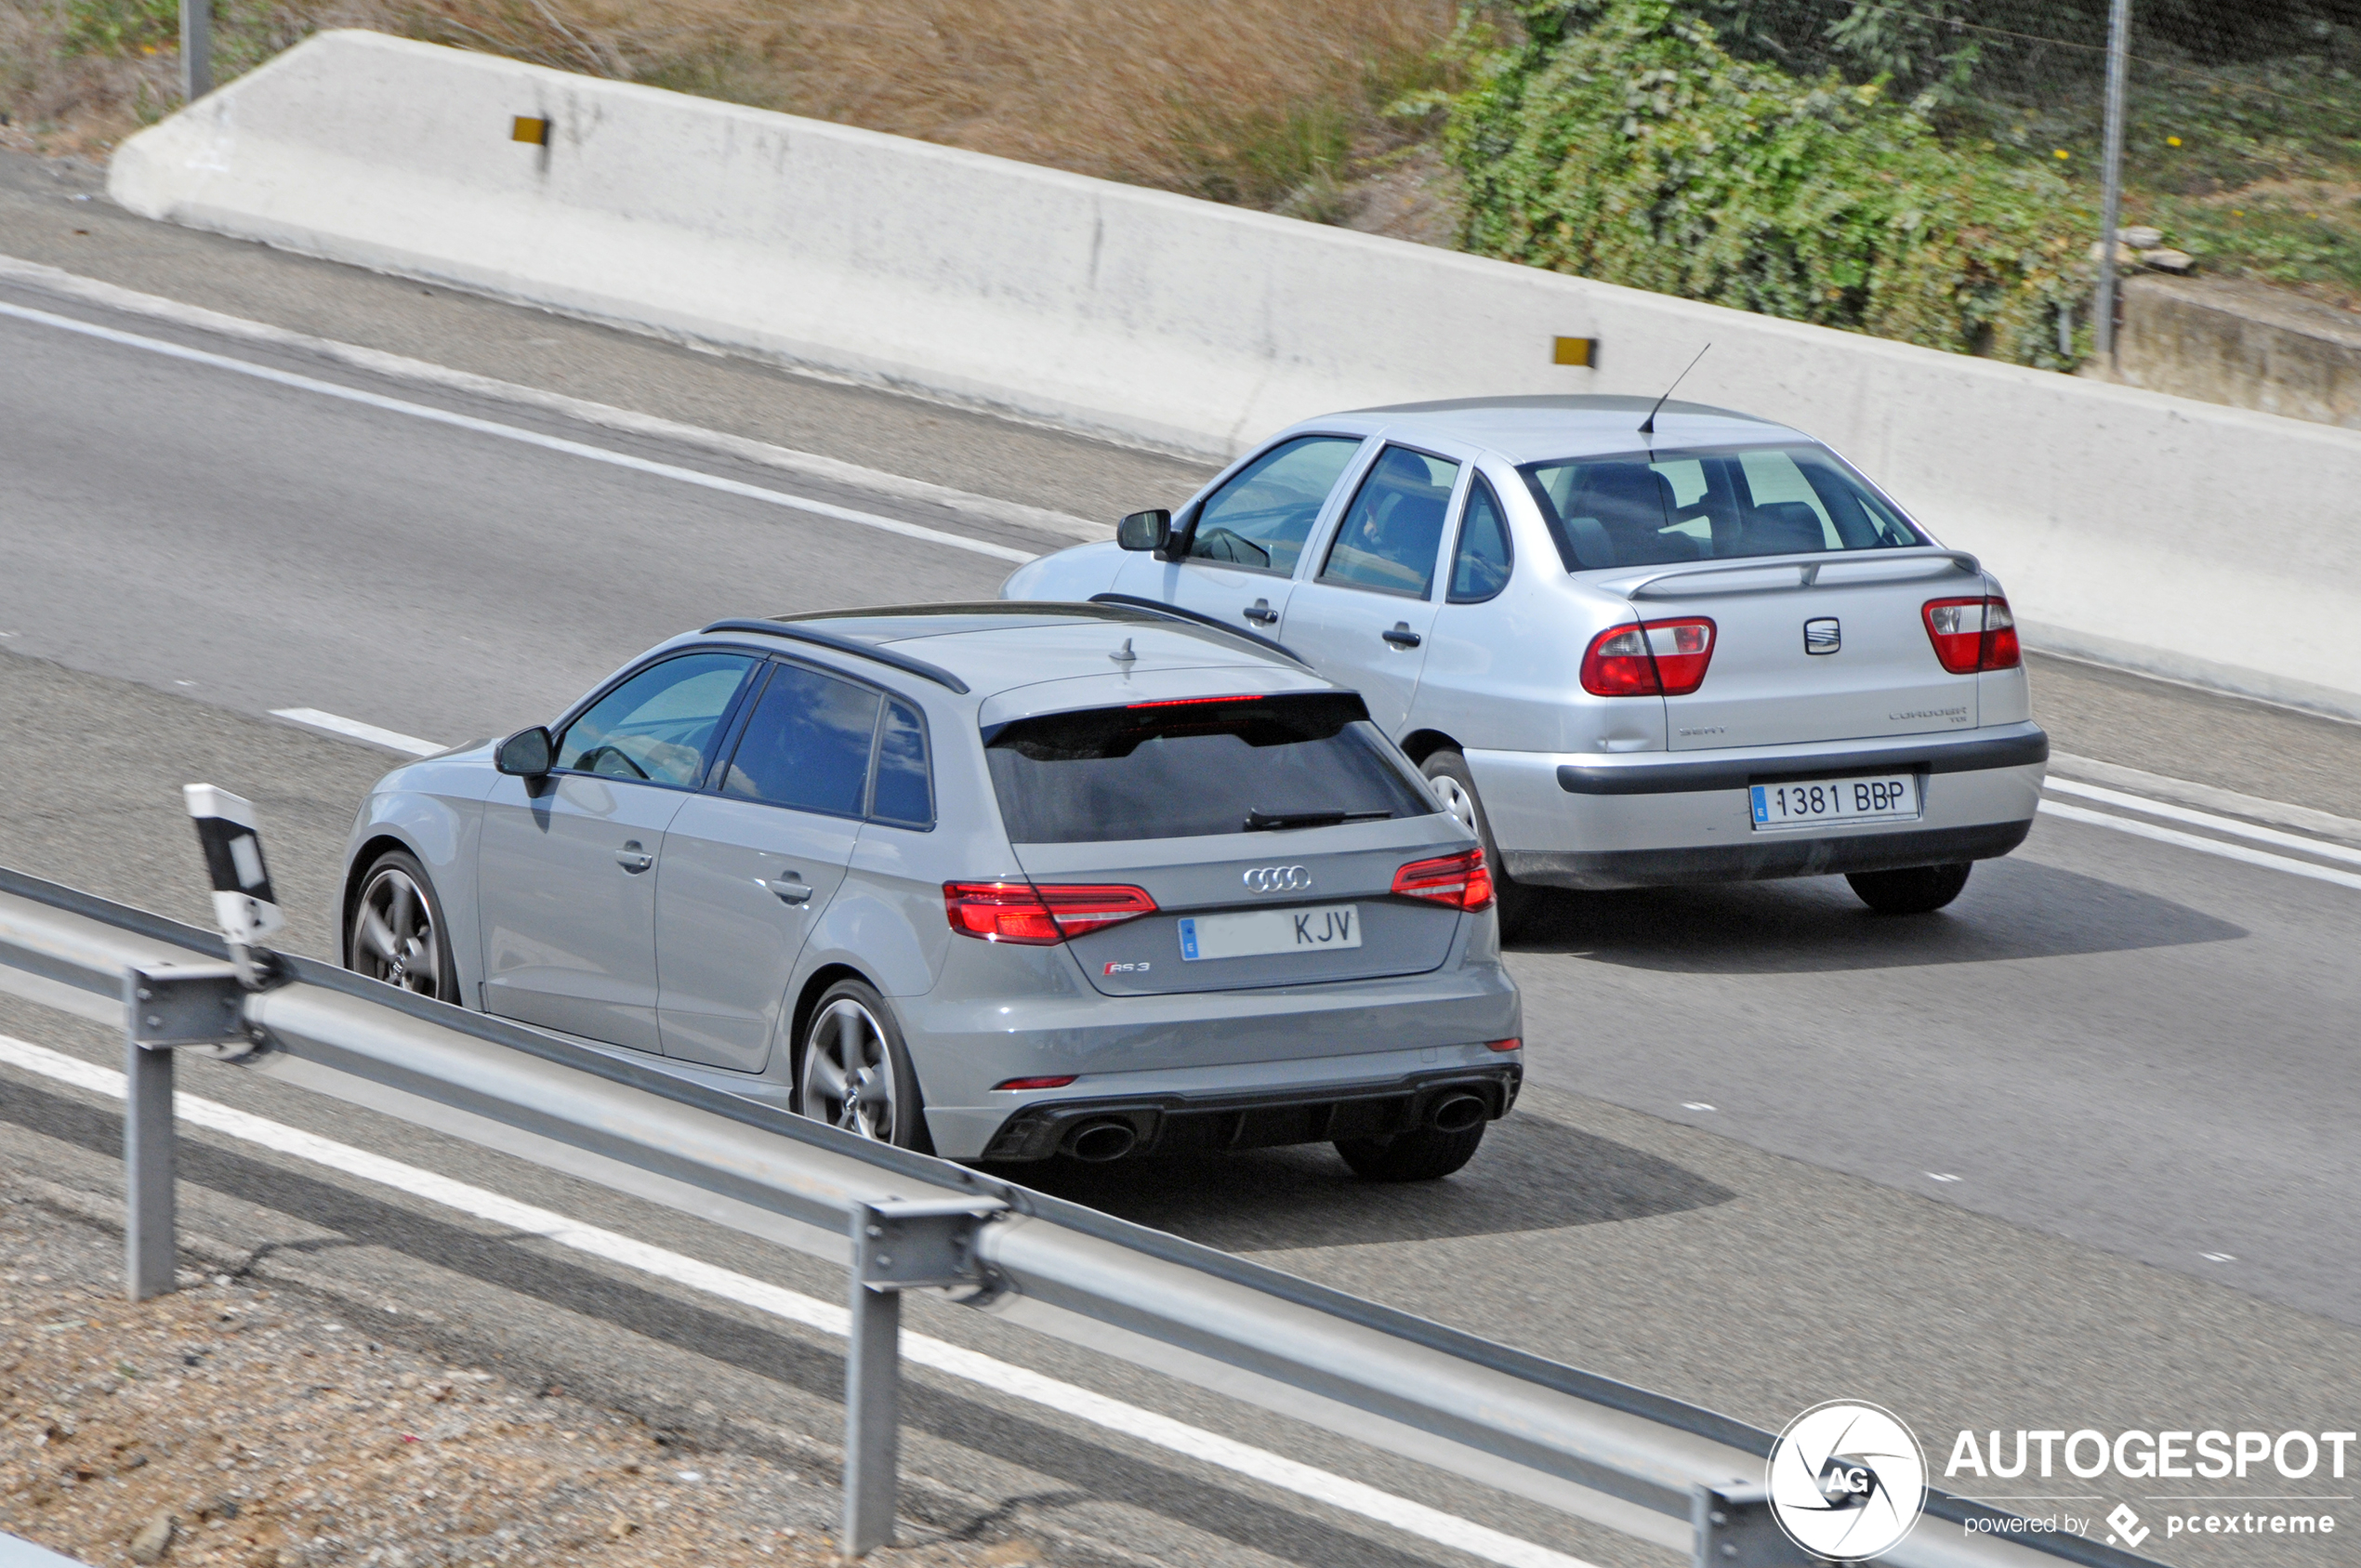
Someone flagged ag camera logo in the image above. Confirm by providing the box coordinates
[1768,1401,1928,1561]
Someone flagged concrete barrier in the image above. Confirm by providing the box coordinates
[110,31,2361,717]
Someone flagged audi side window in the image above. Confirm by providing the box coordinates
[1185,435,1363,575]
[554,652,758,788]
[721,663,883,818]
[1319,446,1461,599]
[1447,475,1514,603]
[870,700,934,828]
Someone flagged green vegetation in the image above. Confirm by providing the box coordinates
[1443,0,2095,366]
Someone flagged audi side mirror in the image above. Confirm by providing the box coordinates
[495,726,554,777]
[1116,508,1171,552]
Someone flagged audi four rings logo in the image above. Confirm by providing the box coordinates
[1766,1401,1928,1561]
[1243,865,1312,893]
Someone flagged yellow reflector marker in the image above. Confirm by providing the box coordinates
[512,116,548,145]
[1552,336,1596,368]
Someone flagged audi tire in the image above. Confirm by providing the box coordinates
[796,979,932,1152]
[347,850,459,1004]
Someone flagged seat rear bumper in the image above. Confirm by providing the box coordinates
[1471,723,2046,890]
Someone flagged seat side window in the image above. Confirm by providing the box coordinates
[870,700,934,828]
[554,653,758,788]
[1447,475,1514,603]
[721,664,883,817]
[1319,446,1461,598]
[1186,435,1363,575]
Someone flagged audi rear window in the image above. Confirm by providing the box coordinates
[1521,443,1926,571]
[985,693,1434,844]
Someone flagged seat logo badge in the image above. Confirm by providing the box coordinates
[1805,617,1841,655]
[1243,865,1312,894]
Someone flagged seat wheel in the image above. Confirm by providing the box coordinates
[796,979,932,1152]
[1336,1123,1486,1182]
[348,850,459,1004]
[1418,748,1541,939]
[1846,862,1972,915]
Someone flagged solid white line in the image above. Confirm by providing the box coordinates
[2037,800,2361,893]
[0,1033,1597,1568]
[0,254,1111,547]
[270,707,446,758]
[2048,750,2361,848]
[0,300,1038,567]
[2044,776,2361,869]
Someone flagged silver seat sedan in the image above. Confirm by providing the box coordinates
[1001,396,2048,931]
[339,603,1521,1179]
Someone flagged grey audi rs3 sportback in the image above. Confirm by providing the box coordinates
[339,603,1522,1180]
[1004,396,2049,933]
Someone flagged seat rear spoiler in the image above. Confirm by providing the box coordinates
[1615,549,1982,600]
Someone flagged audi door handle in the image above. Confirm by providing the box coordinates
[1243,600,1279,625]
[614,841,654,873]
[1382,623,1422,649]
[766,876,814,905]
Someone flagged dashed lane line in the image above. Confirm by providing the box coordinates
[270,708,446,758]
[0,1033,1599,1568]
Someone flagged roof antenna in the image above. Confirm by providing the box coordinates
[1638,343,1711,436]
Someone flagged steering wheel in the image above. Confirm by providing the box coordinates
[1194,528,1271,568]
[574,743,651,781]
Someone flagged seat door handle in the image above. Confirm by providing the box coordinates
[1243,599,1279,626]
[614,840,654,873]
[766,875,814,905]
[1382,623,1422,648]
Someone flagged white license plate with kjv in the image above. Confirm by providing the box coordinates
[1749,773,1920,829]
[1178,903,1363,961]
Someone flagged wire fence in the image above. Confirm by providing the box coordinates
[1687,0,2361,303]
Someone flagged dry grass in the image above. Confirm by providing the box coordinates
[0,0,1462,208]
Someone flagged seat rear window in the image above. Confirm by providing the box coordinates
[1521,444,1925,570]
[985,693,1433,844]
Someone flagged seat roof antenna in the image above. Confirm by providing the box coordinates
[1638,343,1711,436]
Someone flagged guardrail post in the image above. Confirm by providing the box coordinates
[122,960,264,1300]
[841,1196,1006,1559]
[1694,1483,1811,1568]
[123,998,178,1301]
[843,1258,902,1557]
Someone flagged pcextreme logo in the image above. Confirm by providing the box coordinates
[1767,1401,1929,1561]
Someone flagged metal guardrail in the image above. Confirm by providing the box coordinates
[0,865,2166,1568]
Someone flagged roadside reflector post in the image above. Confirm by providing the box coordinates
[841,1196,1006,1558]
[124,788,291,1299]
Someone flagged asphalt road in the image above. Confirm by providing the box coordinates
[3,165,2358,1568]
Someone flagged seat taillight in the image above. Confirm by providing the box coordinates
[943,881,1156,944]
[1922,596,2021,674]
[1391,849,1496,913]
[1580,618,1716,696]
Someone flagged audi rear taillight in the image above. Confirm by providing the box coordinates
[1922,596,2021,674]
[1580,618,1716,696]
[1392,849,1496,912]
[943,881,1157,945]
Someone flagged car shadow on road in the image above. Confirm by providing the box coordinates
[1506,855,2247,974]
[1004,1112,1733,1252]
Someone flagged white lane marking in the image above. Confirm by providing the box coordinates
[0,301,1038,567]
[0,1034,1598,1568]
[271,708,445,758]
[0,253,1109,546]
[2049,750,2361,849]
[2038,800,2361,893]
[2045,777,2361,869]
